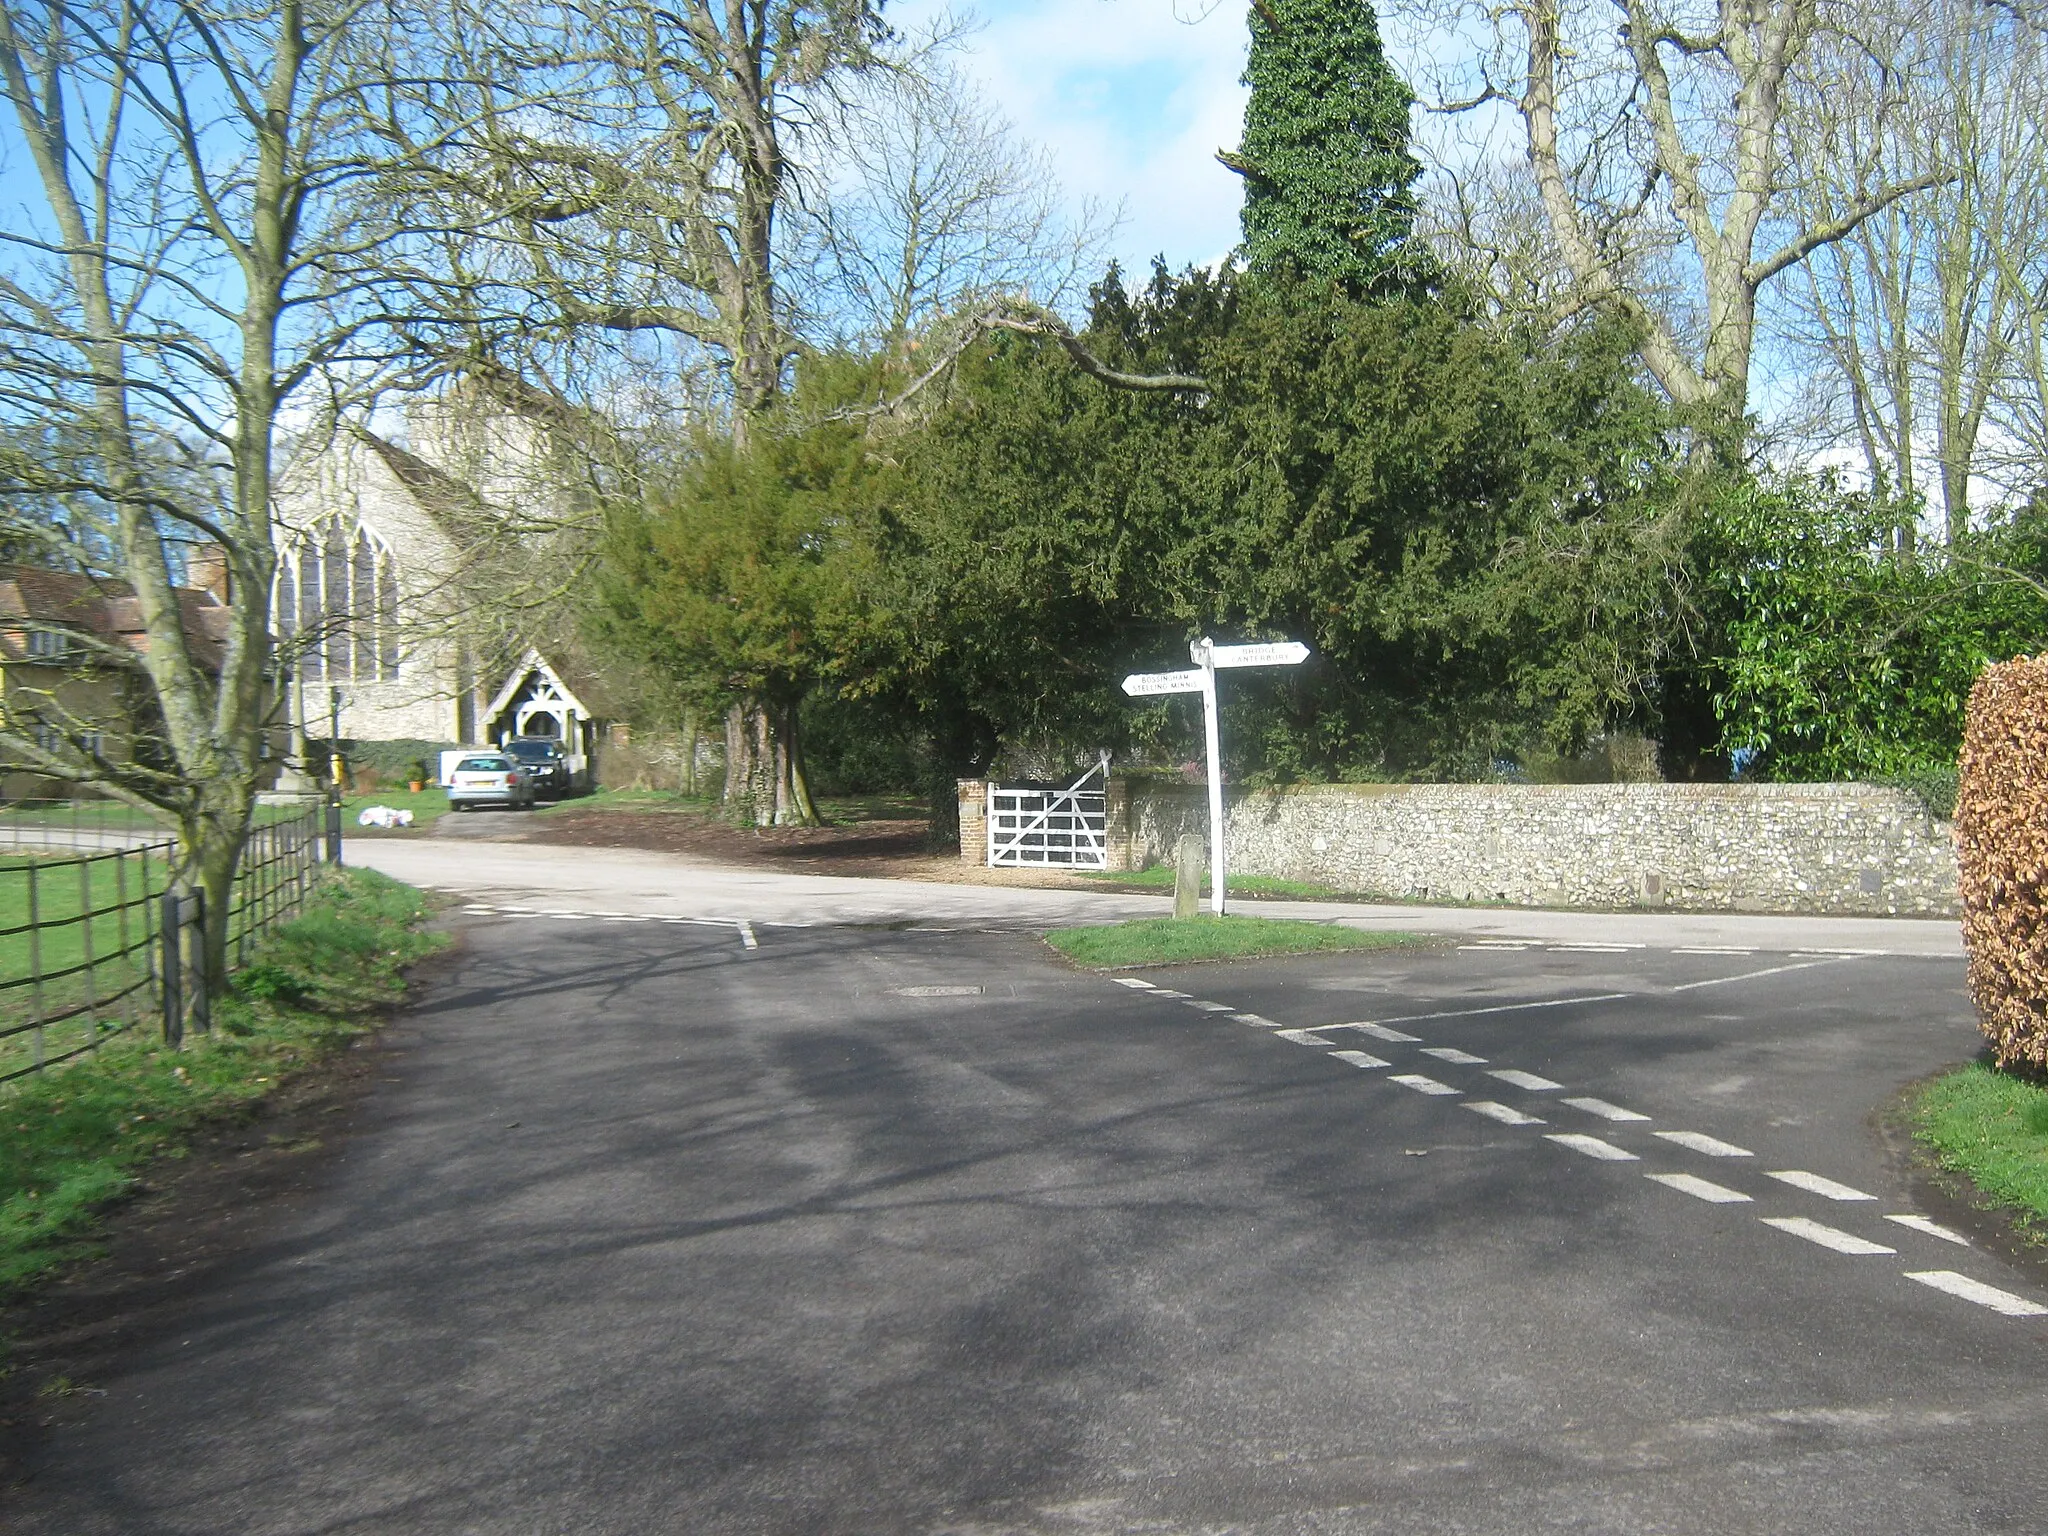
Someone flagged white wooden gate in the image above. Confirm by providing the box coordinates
[987,757,1110,869]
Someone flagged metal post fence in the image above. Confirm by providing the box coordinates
[160,884,184,1049]
[1,804,325,1084]
[28,861,43,1070]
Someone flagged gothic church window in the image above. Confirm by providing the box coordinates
[276,520,400,681]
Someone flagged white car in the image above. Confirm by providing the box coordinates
[446,753,536,811]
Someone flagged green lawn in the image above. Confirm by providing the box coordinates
[1911,1063,2048,1231]
[1079,867,1366,902]
[0,867,446,1294]
[1045,915,1427,969]
[0,800,162,836]
[0,850,174,1073]
[0,798,310,836]
[341,785,450,829]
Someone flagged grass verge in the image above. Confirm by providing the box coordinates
[1078,868,1369,902]
[1045,915,1427,969]
[0,867,446,1293]
[1909,1063,2048,1235]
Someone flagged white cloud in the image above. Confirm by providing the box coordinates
[892,0,1250,276]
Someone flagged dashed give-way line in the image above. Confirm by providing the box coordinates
[460,903,760,951]
[1108,969,2048,1323]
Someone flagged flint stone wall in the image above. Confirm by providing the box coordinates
[1100,780,1956,916]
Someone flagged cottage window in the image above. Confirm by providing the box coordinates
[25,627,67,659]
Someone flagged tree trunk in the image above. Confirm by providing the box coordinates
[923,702,997,850]
[721,698,818,826]
[722,702,767,823]
[770,698,817,827]
[182,790,253,1010]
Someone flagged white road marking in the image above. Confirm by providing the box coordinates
[1274,1029,1332,1045]
[1232,1013,1283,1027]
[1390,1073,1461,1096]
[1672,946,1757,955]
[1904,1271,2048,1317]
[1766,1170,1877,1202]
[1113,977,1156,989]
[1548,943,1641,953]
[1465,1100,1544,1126]
[1345,1022,1423,1042]
[1186,1000,1236,1012]
[1460,942,1536,951]
[1886,1214,1971,1246]
[601,915,654,923]
[1356,993,1632,1028]
[1420,1046,1488,1064]
[1545,1134,1639,1161]
[1647,1172,1753,1204]
[1150,990,1191,1000]
[547,911,591,920]
[1562,1096,1652,1122]
[1488,1069,1563,1091]
[1761,1216,1895,1255]
[1654,1130,1754,1158]
[1668,959,1848,993]
[737,921,759,950]
[1330,1050,1391,1069]
[891,984,982,997]
[462,904,497,913]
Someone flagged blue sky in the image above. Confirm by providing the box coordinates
[892,0,1255,275]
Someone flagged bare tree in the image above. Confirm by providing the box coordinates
[404,0,896,824]
[1418,152,1579,324]
[441,0,891,440]
[1781,0,2048,536]
[803,61,1118,350]
[1397,0,1945,438]
[0,0,496,989]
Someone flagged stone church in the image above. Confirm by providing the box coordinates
[269,389,605,768]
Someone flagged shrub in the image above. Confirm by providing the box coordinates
[1956,655,2048,1072]
[233,961,309,1005]
[1872,765,1960,822]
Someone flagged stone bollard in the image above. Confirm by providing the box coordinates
[1173,833,1203,919]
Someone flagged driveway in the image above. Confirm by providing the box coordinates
[3,901,2036,1534]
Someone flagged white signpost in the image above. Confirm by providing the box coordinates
[1122,637,1310,916]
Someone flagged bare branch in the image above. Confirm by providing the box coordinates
[1746,172,1951,288]
[825,298,1207,422]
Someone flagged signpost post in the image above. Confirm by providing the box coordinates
[1122,638,1310,916]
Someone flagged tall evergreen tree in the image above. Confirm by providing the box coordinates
[1219,0,1424,292]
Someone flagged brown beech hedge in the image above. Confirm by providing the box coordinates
[1957,654,2048,1072]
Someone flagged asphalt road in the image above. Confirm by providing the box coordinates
[349,837,1965,955]
[6,910,2041,1534]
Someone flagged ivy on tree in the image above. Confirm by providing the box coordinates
[1220,0,1424,293]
